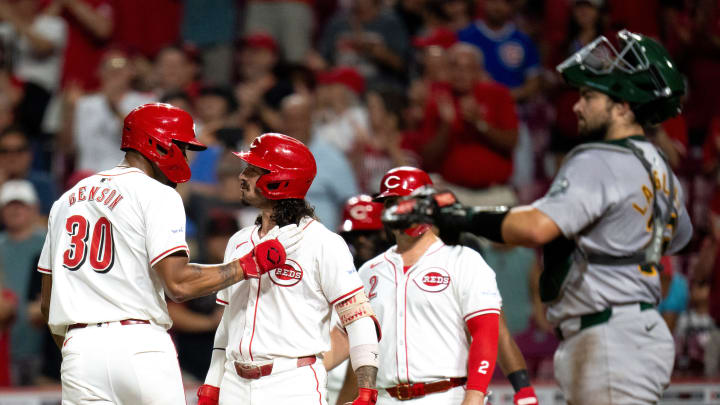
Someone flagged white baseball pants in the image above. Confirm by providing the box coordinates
[219,357,328,405]
[554,305,674,405]
[61,322,185,404]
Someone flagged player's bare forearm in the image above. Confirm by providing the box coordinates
[497,312,528,375]
[155,255,244,302]
[461,390,486,405]
[502,206,562,247]
[355,365,377,389]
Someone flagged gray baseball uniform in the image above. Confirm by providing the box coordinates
[532,136,692,405]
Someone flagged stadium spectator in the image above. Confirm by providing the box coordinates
[0,284,16,387]
[281,93,359,230]
[0,127,56,215]
[53,0,113,91]
[244,0,313,64]
[151,44,201,100]
[674,277,720,376]
[419,43,518,205]
[187,85,238,191]
[314,66,370,154]
[458,0,541,101]
[352,88,416,193]
[0,0,67,138]
[111,0,180,59]
[318,0,410,89]
[181,0,237,86]
[0,180,44,385]
[66,49,155,173]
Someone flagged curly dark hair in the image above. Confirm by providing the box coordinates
[255,199,317,227]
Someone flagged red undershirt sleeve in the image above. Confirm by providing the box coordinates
[465,312,499,394]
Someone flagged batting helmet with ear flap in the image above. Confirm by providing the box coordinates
[233,133,317,200]
[121,103,206,184]
[375,166,434,200]
[339,195,384,233]
[375,166,434,237]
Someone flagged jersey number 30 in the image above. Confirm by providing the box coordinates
[63,215,115,273]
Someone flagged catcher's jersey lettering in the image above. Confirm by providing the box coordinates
[217,217,365,362]
[38,166,189,335]
[358,241,501,388]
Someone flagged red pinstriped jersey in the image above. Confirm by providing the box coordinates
[358,239,502,388]
[38,166,189,335]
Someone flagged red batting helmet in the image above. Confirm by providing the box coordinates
[339,195,384,233]
[233,133,317,199]
[376,167,433,237]
[376,166,433,200]
[122,103,206,184]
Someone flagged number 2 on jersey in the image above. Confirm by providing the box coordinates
[63,216,115,273]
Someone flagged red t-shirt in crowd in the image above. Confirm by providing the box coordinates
[421,81,518,189]
[111,0,181,58]
[60,0,114,91]
[0,289,17,387]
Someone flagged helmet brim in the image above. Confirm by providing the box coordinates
[232,150,273,171]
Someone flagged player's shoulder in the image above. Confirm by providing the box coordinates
[358,249,393,276]
[442,244,496,274]
[302,217,345,244]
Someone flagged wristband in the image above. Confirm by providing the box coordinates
[507,369,531,392]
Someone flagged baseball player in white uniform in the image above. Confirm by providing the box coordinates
[38,104,298,405]
[384,31,694,405]
[348,167,502,405]
[196,133,381,405]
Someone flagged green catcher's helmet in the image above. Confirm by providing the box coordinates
[557,30,685,125]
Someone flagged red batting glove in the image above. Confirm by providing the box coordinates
[344,388,378,405]
[513,386,538,405]
[197,384,219,405]
[238,239,286,279]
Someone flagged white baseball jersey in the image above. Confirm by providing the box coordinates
[217,216,364,362]
[357,239,502,389]
[38,166,189,335]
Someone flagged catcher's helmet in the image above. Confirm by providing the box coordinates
[233,133,317,200]
[557,29,685,125]
[375,166,433,200]
[339,195,384,233]
[122,103,206,184]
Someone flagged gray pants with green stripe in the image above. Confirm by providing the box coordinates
[554,304,674,405]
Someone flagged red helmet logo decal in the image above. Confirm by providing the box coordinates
[413,267,450,292]
[268,259,303,287]
[383,175,402,190]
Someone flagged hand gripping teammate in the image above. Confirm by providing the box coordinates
[384,31,693,405]
[37,103,298,405]
[196,133,380,405]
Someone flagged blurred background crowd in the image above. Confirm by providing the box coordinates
[0,0,719,390]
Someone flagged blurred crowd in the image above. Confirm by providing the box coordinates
[0,0,719,389]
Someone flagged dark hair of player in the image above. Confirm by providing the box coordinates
[255,198,317,227]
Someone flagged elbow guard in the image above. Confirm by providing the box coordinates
[336,290,381,340]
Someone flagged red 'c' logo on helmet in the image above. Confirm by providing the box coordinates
[413,267,451,293]
[268,259,303,287]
